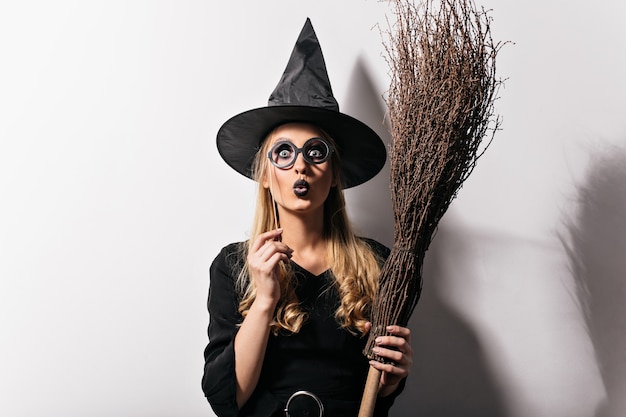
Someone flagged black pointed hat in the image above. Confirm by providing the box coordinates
[216,18,386,189]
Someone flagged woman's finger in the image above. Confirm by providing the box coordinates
[250,228,284,252]
[372,345,405,364]
[374,326,411,351]
[386,325,411,342]
[257,239,292,262]
[372,325,414,370]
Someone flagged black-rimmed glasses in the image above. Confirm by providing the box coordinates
[267,137,334,169]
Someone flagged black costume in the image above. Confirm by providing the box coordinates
[202,239,405,417]
[206,18,403,417]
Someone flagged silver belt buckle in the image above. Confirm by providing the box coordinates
[284,390,324,417]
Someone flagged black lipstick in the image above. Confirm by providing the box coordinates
[293,179,310,197]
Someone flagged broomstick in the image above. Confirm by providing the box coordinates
[358,1,503,415]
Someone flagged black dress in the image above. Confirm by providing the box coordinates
[202,239,405,417]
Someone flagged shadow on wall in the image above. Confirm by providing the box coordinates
[343,58,509,417]
[562,145,626,417]
[392,223,509,417]
[342,56,394,247]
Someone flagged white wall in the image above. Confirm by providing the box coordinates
[1,1,624,416]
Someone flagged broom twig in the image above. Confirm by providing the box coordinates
[359,0,505,414]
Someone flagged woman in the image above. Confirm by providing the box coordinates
[203,19,413,417]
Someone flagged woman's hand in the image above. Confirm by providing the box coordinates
[366,324,413,397]
[247,228,293,307]
[234,228,293,408]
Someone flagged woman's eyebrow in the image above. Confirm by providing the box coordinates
[275,136,321,142]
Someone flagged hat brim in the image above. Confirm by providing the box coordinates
[216,105,386,189]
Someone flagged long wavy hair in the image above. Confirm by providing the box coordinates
[235,124,383,336]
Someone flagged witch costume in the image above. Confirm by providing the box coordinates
[202,19,405,417]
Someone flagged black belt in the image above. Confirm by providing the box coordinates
[284,390,324,417]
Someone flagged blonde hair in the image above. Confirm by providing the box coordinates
[235,124,383,336]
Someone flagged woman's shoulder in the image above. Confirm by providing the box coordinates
[216,241,246,255]
[211,241,248,271]
[358,237,391,259]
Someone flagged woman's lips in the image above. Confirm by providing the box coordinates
[293,179,310,197]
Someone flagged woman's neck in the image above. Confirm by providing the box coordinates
[277,208,329,275]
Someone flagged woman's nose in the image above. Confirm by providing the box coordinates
[293,153,308,174]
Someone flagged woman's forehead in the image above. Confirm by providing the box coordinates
[270,122,321,141]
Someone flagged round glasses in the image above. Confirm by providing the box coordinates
[267,137,334,169]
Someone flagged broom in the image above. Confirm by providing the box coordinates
[358,1,503,415]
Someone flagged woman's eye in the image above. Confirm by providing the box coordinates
[308,148,323,159]
[273,144,293,159]
[278,149,292,158]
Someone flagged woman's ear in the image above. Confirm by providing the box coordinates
[261,171,270,190]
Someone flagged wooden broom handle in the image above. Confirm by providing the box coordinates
[358,365,381,417]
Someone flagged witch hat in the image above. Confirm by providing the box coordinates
[216,18,386,189]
